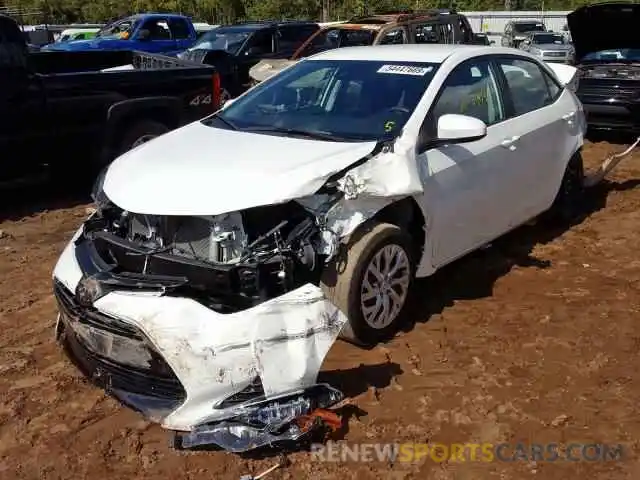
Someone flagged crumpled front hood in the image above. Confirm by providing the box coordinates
[103,121,377,216]
[568,3,640,62]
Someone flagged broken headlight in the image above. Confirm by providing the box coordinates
[173,384,343,452]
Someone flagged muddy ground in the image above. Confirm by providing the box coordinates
[1,140,640,479]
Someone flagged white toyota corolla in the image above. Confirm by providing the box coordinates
[52,44,586,451]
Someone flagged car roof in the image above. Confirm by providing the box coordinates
[307,43,499,63]
[223,21,318,30]
[331,12,460,30]
[129,13,187,20]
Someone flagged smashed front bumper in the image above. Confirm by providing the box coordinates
[52,227,347,450]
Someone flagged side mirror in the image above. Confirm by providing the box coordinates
[437,114,487,143]
[137,29,151,41]
[490,40,496,45]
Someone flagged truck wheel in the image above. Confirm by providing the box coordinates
[320,222,415,347]
[118,120,169,155]
[543,151,585,224]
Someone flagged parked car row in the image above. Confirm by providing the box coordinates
[248,10,477,83]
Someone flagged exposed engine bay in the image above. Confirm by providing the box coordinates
[82,194,341,313]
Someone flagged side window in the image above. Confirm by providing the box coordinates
[415,23,438,44]
[498,58,559,116]
[379,28,407,45]
[247,30,274,55]
[168,18,191,40]
[431,59,505,126]
[279,26,317,46]
[141,19,171,40]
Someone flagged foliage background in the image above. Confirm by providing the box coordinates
[3,0,592,25]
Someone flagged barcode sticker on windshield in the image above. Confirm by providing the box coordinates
[377,65,433,76]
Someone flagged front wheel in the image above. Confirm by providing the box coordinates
[321,222,415,347]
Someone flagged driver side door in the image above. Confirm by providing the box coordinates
[416,58,522,267]
[137,18,177,53]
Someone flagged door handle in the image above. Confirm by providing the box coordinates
[562,111,576,124]
[500,135,520,150]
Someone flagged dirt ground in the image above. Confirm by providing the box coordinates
[1,140,640,479]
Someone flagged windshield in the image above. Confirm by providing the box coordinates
[298,28,377,58]
[513,23,545,33]
[582,49,640,62]
[191,28,251,54]
[96,18,138,39]
[531,33,565,44]
[208,59,439,142]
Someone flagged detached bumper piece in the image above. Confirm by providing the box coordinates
[54,280,186,419]
[172,384,344,453]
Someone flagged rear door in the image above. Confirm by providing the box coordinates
[416,57,519,265]
[492,55,580,223]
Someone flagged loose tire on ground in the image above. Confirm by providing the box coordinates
[321,221,416,347]
[118,120,169,156]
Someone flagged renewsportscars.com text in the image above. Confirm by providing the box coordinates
[310,441,625,463]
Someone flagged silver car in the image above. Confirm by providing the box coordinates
[519,31,574,64]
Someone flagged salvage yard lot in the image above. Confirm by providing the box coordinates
[1,140,640,479]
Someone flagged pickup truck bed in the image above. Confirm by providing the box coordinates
[0,15,221,187]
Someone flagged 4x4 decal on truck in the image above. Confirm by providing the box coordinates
[189,94,213,107]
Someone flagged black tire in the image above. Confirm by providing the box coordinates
[543,151,585,224]
[320,222,415,347]
[117,120,169,156]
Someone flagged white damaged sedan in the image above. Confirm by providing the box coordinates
[52,44,585,451]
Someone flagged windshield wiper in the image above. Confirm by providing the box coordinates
[205,113,238,130]
[240,126,349,141]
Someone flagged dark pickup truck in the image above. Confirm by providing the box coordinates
[0,14,222,187]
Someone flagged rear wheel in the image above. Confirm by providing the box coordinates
[544,151,585,224]
[118,120,170,156]
[321,222,415,347]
